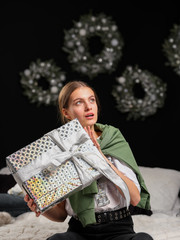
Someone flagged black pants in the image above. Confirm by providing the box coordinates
[0,193,30,217]
[47,216,153,240]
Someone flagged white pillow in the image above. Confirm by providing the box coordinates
[139,166,180,212]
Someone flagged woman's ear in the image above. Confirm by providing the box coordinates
[62,108,71,120]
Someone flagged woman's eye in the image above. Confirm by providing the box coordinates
[75,101,82,105]
[90,98,95,103]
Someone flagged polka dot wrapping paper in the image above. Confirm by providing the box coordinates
[6,119,101,213]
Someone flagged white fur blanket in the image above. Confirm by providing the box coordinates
[0,211,180,240]
[0,212,70,240]
[1,167,180,240]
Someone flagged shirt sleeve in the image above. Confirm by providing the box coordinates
[110,156,141,193]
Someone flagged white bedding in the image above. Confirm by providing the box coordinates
[133,213,180,240]
[0,211,180,240]
[0,166,180,240]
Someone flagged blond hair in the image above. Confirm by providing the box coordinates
[58,81,100,124]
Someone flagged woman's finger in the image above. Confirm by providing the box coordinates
[27,199,33,208]
[23,187,41,217]
[24,194,29,202]
[36,211,41,217]
[87,126,100,149]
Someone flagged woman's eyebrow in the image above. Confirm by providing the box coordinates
[73,97,82,102]
[73,95,95,102]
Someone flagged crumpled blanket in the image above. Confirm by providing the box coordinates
[0,211,180,240]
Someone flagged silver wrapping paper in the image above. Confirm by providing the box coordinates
[6,119,130,212]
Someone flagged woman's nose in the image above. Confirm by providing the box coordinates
[85,101,92,110]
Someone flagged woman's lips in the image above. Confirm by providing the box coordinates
[85,113,94,119]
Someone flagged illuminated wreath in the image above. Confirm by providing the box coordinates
[63,13,124,78]
[20,59,66,106]
[112,65,167,120]
[163,24,180,76]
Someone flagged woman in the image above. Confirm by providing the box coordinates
[25,81,153,240]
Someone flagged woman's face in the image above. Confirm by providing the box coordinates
[63,87,98,128]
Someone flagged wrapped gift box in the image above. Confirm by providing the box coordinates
[6,119,102,213]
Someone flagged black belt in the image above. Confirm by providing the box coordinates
[73,208,130,224]
[95,208,130,224]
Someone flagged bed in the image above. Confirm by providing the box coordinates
[0,166,180,240]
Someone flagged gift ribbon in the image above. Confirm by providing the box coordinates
[14,123,130,207]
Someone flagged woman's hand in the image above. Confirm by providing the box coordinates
[24,194,67,221]
[24,194,41,217]
[84,126,101,151]
[84,126,107,159]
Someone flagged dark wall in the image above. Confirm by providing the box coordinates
[1,1,180,170]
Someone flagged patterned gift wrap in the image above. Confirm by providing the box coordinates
[6,119,101,212]
[6,135,56,173]
[23,160,82,212]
